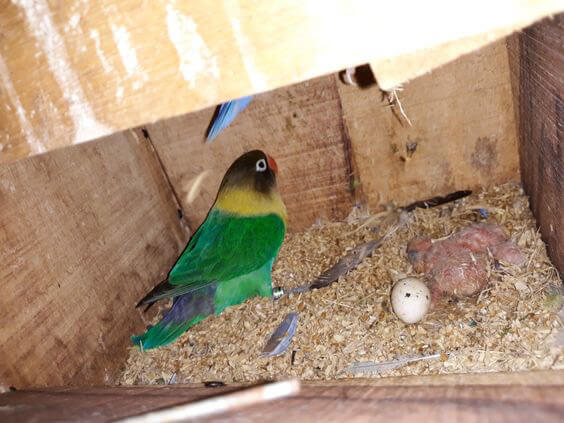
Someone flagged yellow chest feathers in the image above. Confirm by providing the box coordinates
[215,187,287,222]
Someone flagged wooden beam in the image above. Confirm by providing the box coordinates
[303,369,564,387]
[508,14,564,275]
[0,1,562,165]
[2,371,563,422]
[0,131,189,389]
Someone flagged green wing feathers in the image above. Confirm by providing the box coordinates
[132,210,285,349]
[140,210,285,303]
[169,210,285,285]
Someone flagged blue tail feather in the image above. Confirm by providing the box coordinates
[206,96,253,142]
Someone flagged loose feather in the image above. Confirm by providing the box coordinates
[261,312,299,357]
[344,353,443,375]
[206,96,253,142]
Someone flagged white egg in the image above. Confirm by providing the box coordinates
[390,277,431,324]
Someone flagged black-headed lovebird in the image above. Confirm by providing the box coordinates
[132,150,286,349]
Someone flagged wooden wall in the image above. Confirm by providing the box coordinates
[141,39,520,232]
[0,38,524,389]
[140,76,354,232]
[508,14,563,275]
[0,133,189,388]
[341,39,519,210]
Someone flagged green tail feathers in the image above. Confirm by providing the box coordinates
[131,314,207,350]
[132,284,216,350]
[132,262,275,350]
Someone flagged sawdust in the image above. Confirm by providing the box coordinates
[119,182,563,385]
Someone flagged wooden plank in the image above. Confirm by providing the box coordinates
[118,380,300,423]
[2,370,563,422]
[0,1,562,165]
[369,15,562,92]
[340,40,520,210]
[508,14,563,274]
[142,75,354,232]
[0,132,189,389]
[107,369,564,390]
[303,369,564,387]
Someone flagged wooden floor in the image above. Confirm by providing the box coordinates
[2,371,563,422]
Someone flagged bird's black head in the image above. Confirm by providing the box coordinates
[219,150,279,195]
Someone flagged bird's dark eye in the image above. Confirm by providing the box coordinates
[256,158,267,172]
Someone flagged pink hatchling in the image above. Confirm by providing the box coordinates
[407,223,526,302]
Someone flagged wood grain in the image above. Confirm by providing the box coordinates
[303,369,564,387]
[508,14,563,274]
[142,75,354,232]
[2,370,563,422]
[0,0,561,165]
[340,40,521,210]
[0,132,189,389]
[369,12,564,92]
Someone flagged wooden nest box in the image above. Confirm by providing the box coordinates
[0,2,563,421]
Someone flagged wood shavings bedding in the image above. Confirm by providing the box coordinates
[119,182,563,385]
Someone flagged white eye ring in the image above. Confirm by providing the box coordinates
[256,158,267,172]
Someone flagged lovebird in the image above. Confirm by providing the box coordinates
[205,96,253,142]
[132,150,286,349]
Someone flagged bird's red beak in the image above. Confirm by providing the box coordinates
[267,155,278,174]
